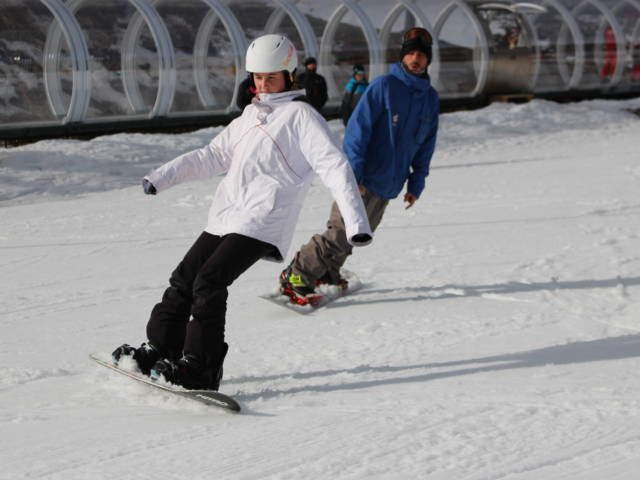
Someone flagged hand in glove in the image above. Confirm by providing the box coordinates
[352,233,372,245]
[142,179,157,195]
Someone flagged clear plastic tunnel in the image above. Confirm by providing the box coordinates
[1,0,639,138]
[0,0,90,125]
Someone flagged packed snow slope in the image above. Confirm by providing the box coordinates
[1,98,640,480]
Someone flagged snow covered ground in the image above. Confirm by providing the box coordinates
[1,98,640,479]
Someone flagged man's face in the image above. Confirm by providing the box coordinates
[402,50,429,74]
[306,63,317,71]
[355,73,364,81]
[253,72,286,94]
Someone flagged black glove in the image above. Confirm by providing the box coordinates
[352,233,372,245]
[142,179,157,195]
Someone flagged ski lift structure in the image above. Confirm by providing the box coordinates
[1,0,639,140]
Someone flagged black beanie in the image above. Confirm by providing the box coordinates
[400,36,432,63]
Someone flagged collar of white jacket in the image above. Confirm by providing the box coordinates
[251,89,306,124]
[254,89,305,105]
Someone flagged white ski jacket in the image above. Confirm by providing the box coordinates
[145,89,372,261]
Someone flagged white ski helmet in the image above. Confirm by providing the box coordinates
[245,34,298,74]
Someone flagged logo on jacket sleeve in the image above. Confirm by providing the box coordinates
[392,114,399,127]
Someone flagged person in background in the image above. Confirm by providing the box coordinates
[111,35,372,391]
[340,64,369,125]
[295,56,328,113]
[279,28,439,305]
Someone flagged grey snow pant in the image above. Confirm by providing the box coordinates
[291,189,389,285]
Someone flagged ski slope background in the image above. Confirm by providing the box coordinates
[2,98,640,479]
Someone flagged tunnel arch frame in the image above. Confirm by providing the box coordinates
[433,0,491,98]
[41,0,91,124]
[319,0,385,100]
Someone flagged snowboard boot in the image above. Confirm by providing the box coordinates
[279,265,322,306]
[111,342,160,376]
[150,343,229,391]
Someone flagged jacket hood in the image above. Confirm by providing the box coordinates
[389,63,431,92]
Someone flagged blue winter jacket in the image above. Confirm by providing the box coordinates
[343,62,439,199]
[344,77,368,95]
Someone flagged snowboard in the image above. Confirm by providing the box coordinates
[89,353,241,413]
[260,270,362,315]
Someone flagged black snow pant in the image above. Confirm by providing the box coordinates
[146,232,275,371]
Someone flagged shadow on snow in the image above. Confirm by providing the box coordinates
[328,275,640,308]
[230,334,640,402]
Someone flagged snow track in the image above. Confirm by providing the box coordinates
[1,98,640,479]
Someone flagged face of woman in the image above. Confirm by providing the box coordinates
[253,72,286,94]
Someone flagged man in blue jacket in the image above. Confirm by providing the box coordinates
[280,28,439,304]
